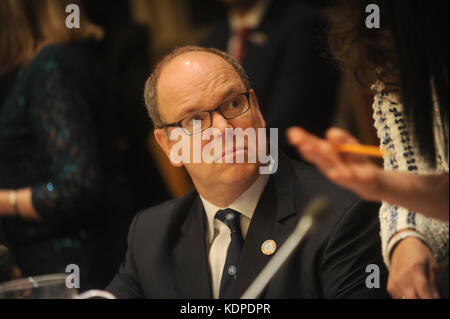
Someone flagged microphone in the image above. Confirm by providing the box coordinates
[240,197,331,299]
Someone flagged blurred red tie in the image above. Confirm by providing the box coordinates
[234,27,251,63]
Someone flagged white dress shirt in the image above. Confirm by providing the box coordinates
[200,174,270,298]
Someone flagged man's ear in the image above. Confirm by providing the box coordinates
[249,89,266,128]
[154,128,184,167]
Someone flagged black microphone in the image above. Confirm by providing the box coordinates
[241,197,331,299]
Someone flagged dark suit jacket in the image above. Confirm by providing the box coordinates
[202,0,340,156]
[107,153,389,298]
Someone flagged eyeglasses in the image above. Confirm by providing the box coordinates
[160,91,251,135]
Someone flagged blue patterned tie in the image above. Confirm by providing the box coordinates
[215,208,244,299]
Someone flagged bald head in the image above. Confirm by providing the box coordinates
[158,52,247,124]
[144,46,250,128]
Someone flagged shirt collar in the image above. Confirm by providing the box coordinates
[200,173,270,244]
[228,0,271,32]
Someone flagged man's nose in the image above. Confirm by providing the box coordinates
[211,112,232,135]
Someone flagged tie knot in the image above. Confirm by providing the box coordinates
[215,209,241,233]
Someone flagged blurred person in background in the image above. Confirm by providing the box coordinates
[0,0,133,290]
[287,0,448,298]
[82,0,172,279]
[83,0,171,212]
[202,0,340,157]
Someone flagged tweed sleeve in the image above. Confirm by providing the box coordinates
[371,81,449,268]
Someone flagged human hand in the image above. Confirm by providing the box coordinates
[10,265,23,280]
[286,126,383,201]
[388,236,439,299]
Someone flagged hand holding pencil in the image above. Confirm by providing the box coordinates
[286,126,385,202]
[335,143,385,158]
[286,126,449,222]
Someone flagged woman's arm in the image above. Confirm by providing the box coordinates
[377,171,448,221]
[0,188,39,220]
[287,126,449,221]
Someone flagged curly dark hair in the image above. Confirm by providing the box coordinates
[327,0,448,167]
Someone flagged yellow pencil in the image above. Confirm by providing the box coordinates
[335,143,385,158]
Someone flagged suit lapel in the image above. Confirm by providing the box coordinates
[232,153,299,298]
[232,180,277,298]
[172,197,212,298]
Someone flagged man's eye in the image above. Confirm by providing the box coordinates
[228,100,240,108]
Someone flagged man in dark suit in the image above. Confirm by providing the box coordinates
[106,46,388,298]
[202,0,340,157]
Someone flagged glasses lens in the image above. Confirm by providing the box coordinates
[220,94,249,119]
[181,112,211,134]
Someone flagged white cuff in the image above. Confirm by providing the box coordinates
[384,231,427,269]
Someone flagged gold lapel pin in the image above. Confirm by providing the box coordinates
[261,239,277,255]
